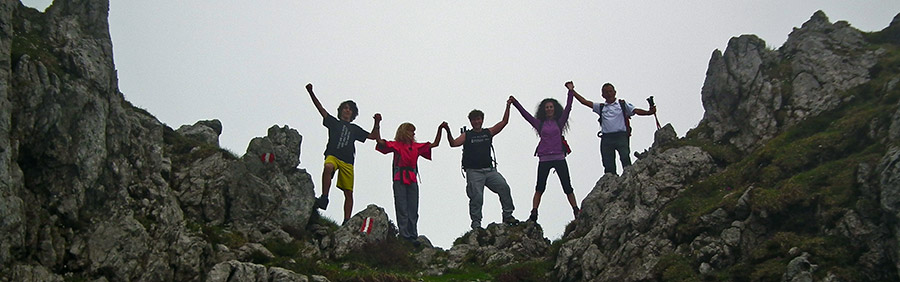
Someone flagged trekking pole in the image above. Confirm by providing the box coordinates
[647,96,661,130]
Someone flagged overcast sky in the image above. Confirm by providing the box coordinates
[22,0,900,249]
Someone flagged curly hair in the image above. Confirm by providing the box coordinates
[394,123,416,144]
[468,109,484,121]
[533,98,569,133]
[337,100,359,121]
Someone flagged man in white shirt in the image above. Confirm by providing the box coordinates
[569,81,656,175]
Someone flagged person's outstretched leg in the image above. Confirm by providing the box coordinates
[317,163,336,209]
[555,160,580,219]
[530,161,552,222]
[567,193,579,218]
[485,170,515,223]
[600,137,617,174]
[407,182,420,238]
[392,181,410,238]
[616,136,632,170]
[342,189,353,223]
[465,169,487,229]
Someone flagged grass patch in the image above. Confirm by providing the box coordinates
[422,260,552,282]
[267,254,342,281]
[341,236,418,273]
[660,41,900,281]
[666,74,894,238]
[748,258,787,282]
[11,4,66,77]
[315,262,419,282]
[493,260,554,282]
[677,123,745,166]
[163,126,238,168]
[308,210,340,232]
[197,224,247,249]
[738,232,865,281]
[424,267,492,282]
[665,168,747,240]
[334,273,417,282]
[263,238,304,258]
[653,253,700,282]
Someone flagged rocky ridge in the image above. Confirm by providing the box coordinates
[553,10,900,282]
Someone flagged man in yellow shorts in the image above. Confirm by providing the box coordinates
[306,83,381,224]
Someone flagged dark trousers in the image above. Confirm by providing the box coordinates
[600,132,631,174]
[536,159,574,194]
[392,181,419,239]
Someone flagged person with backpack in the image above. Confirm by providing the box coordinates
[305,83,382,225]
[375,121,446,243]
[510,87,580,222]
[568,81,656,175]
[443,98,518,229]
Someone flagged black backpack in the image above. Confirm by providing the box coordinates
[459,127,497,178]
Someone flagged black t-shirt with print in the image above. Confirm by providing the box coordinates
[462,129,493,169]
[323,114,369,164]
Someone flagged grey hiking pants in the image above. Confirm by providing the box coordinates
[392,180,419,239]
[465,168,515,228]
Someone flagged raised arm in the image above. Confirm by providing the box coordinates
[487,98,513,136]
[510,95,539,129]
[373,121,390,154]
[367,113,382,140]
[572,91,593,108]
[445,123,465,147]
[306,83,329,118]
[431,122,448,148]
[566,81,593,108]
[560,86,574,123]
[374,115,385,146]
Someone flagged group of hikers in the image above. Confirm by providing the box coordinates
[304,81,657,243]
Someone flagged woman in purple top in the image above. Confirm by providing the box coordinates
[510,83,580,223]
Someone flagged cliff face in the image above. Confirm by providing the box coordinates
[555,11,900,282]
[1,1,551,280]
[1,1,313,280]
[3,1,900,281]
[699,11,882,153]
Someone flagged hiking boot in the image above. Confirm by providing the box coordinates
[315,195,329,210]
[527,209,538,222]
[404,236,422,248]
[573,207,581,219]
[503,216,520,225]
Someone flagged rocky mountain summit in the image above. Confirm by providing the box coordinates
[553,11,900,282]
[2,0,900,281]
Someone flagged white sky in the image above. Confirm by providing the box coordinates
[21,1,900,249]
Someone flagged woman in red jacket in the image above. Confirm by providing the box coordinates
[375,121,447,242]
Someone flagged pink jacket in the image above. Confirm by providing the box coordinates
[376,141,432,184]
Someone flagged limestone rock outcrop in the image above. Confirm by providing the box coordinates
[555,142,717,281]
[699,11,882,152]
[447,222,552,269]
[207,260,314,282]
[1,1,315,280]
[553,11,900,281]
